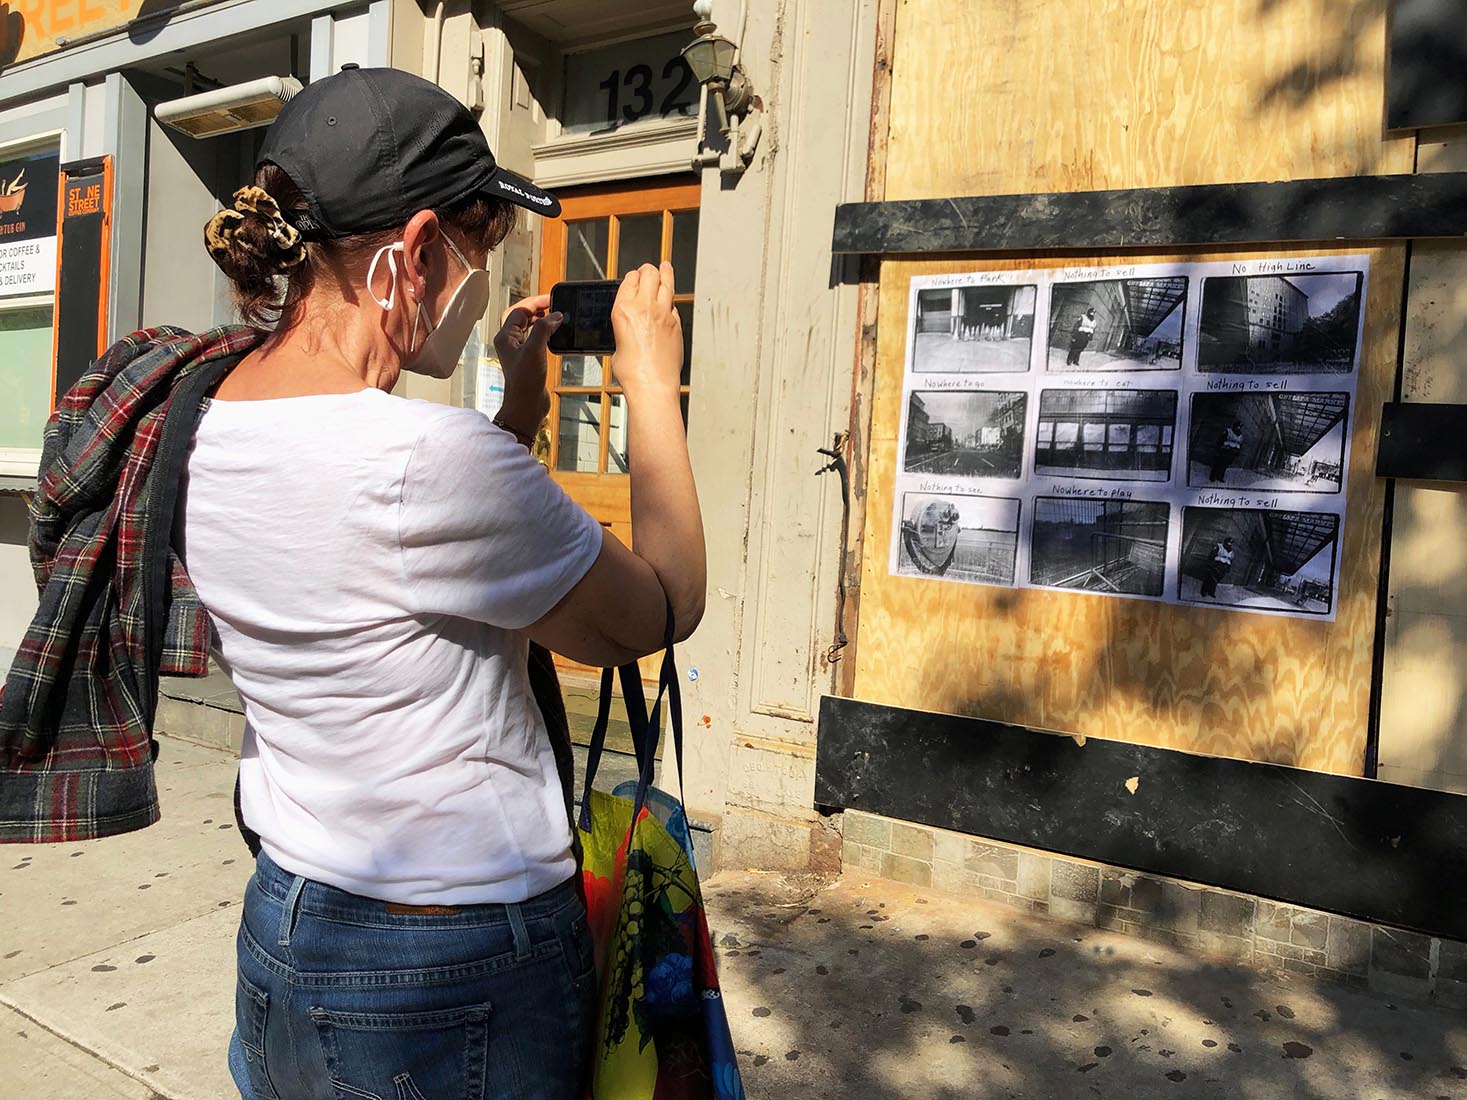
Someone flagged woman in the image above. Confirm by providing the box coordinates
[186,68,704,1099]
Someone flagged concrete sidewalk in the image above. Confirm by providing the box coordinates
[3,735,1464,1099]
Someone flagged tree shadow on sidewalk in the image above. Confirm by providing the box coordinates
[705,871,1467,1100]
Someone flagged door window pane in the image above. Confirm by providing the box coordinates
[565,218,609,280]
[616,213,662,277]
[1135,424,1160,453]
[556,394,602,473]
[1108,423,1131,449]
[1054,422,1079,447]
[0,305,54,449]
[670,210,698,292]
[607,393,629,474]
[558,354,603,387]
[1082,422,1104,452]
[675,300,693,385]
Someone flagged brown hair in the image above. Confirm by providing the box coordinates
[204,162,518,330]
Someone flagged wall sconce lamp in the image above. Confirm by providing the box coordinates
[682,0,762,175]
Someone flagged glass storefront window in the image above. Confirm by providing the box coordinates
[0,302,54,451]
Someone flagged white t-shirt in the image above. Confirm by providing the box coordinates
[181,389,602,905]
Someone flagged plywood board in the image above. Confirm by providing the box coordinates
[1376,134,1467,793]
[846,0,1415,774]
[853,246,1403,774]
[884,0,1415,201]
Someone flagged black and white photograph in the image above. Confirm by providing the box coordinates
[1187,392,1348,493]
[1178,507,1338,614]
[1197,272,1363,373]
[1029,498,1170,597]
[1033,389,1178,482]
[1047,277,1187,371]
[912,284,1038,373]
[904,391,1027,478]
[897,492,1020,585]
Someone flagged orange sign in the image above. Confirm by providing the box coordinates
[66,180,100,216]
[1,2,203,67]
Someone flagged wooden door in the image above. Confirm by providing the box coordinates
[538,178,699,552]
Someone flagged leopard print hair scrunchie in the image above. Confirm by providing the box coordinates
[204,185,307,272]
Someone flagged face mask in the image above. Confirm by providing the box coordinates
[367,231,490,379]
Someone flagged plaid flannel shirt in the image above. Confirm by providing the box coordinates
[0,326,263,842]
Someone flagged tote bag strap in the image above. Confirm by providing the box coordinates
[577,596,680,836]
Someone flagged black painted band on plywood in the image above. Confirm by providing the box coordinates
[815,695,1467,940]
[1376,401,1467,482]
[830,172,1467,256]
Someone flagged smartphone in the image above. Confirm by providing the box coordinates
[547,280,619,356]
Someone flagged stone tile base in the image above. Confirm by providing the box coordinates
[842,808,1463,1006]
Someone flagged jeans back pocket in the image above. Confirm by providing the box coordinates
[309,1003,491,1100]
[234,972,280,1099]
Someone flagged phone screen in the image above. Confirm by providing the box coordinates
[547,280,619,356]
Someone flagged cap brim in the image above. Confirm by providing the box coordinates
[484,167,561,219]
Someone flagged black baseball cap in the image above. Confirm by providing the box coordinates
[258,65,559,240]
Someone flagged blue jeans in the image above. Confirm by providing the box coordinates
[229,851,596,1100]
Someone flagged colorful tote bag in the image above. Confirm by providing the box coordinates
[577,612,745,1100]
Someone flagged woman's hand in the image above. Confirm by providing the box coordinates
[493,294,562,436]
[610,263,682,397]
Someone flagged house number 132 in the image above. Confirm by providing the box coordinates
[598,58,696,126]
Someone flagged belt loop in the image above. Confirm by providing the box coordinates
[277,875,307,949]
[506,902,532,962]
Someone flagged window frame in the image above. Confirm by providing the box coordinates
[0,292,56,481]
[0,123,67,486]
[541,183,698,478]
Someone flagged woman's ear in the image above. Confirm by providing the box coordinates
[400,209,441,304]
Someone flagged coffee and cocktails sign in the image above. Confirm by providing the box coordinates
[0,150,59,296]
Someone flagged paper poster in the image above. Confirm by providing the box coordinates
[890,256,1368,620]
[0,150,59,297]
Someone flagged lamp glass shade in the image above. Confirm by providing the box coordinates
[681,35,738,84]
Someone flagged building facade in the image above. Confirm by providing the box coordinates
[0,0,877,876]
[9,0,1467,1003]
[1245,275,1309,359]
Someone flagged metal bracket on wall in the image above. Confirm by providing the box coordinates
[816,433,851,666]
[830,171,1467,256]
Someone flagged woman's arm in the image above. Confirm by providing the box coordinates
[529,262,706,665]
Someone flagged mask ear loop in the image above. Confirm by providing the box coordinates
[409,296,436,353]
[386,231,474,353]
[439,230,474,273]
[366,242,406,311]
